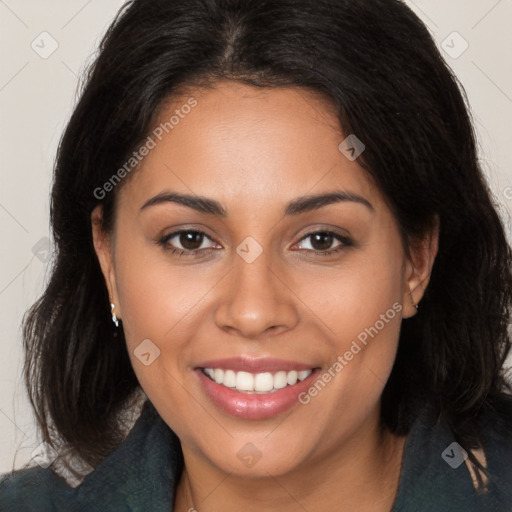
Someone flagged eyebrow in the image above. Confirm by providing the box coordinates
[139,190,374,216]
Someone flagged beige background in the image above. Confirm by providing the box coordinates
[1,0,511,473]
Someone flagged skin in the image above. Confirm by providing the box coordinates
[92,81,438,512]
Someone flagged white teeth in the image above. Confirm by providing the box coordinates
[236,371,254,391]
[202,367,313,393]
[297,370,312,381]
[287,370,298,385]
[298,369,312,381]
[273,371,288,389]
[214,368,224,384]
[223,369,236,388]
[254,372,274,392]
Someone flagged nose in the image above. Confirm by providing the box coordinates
[214,249,300,340]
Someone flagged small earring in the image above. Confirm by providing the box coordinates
[111,303,119,327]
[415,303,419,310]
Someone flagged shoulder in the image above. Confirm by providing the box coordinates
[393,396,512,512]
[0,400,183,512]
[0,465,69,512]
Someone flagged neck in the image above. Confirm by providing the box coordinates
[174,415,406,512]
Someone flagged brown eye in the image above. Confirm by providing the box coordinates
[178,231,205,250]
[158,229,218,255]
[295,230,353,255]
[309,232,335,251]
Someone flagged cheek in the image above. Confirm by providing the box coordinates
[307,244,404,339]
[112,240,208,399]
[305,242,405,398]
[115,240,206,344]
[113,248,207,429]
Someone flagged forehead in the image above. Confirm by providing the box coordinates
[118,81,380,212]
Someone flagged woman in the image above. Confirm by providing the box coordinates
[1,0,511,510]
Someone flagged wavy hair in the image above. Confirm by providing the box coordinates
[21,0,512,472]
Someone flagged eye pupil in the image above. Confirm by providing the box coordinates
[311,232,333,251]
[180,231,203,250]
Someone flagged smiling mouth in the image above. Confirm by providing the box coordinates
[201,368,316,394]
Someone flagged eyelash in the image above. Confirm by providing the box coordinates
[157,229,353,258]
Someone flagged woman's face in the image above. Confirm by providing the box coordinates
[93,81,435,478]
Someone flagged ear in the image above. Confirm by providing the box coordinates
[91,205,121,319]
[401,219,439,319]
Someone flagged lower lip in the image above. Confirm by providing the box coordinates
[196,369,319,420]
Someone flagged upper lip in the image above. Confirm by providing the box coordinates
[195,356,318,373]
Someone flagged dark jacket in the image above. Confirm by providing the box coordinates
[1,399,511,511]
